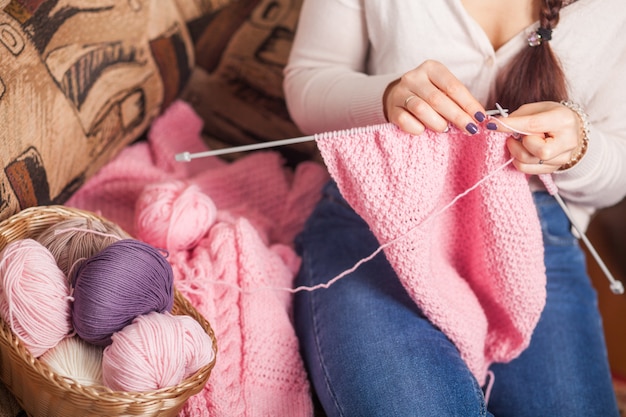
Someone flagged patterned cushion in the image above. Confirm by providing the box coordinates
[0,0,229,222]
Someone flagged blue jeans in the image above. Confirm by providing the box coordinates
[294,181,619,417]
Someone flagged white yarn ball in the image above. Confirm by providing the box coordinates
[40,336,104,386]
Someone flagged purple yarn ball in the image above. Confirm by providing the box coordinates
[70,239,174,346]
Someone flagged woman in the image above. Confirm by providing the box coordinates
[284,0,625,416]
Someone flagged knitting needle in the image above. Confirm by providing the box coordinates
[493,102,509,117]
[175,135,316,162]
[174,108,510,162]
[552,193,624,294]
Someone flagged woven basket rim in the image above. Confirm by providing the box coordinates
[0,205,217,413]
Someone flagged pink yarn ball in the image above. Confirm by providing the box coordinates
[102,312,215,392]
[180,314,216,378]
[0,239,72,357]
[134,181,217,252]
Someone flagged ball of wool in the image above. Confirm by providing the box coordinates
[36,217,128,279]
[102,312,215,392]
[70,239,174,346]
[40,336,104,386]
[179,313,216,376]
[134,181,217,252]
[0,239,72,357]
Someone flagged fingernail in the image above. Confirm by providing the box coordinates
[474,112,486,122]
[486,122,498,130]
[466,123,479,135]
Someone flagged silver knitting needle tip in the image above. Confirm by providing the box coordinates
[610,281,625,295]
[175,152,191,162]
[486,104,509,117]
[486,108,508,116]
[495,103,509,117]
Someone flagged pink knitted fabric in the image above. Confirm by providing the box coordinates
[172,218,313,416]
[67,100,328,246]
[67,100,328,416]
[316,123,547,385]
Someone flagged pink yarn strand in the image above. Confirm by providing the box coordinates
[207,158,515,294]
[483,370,496,405]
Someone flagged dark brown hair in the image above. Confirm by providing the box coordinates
[489,0,568,111]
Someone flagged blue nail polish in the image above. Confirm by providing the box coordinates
[466,123,479,135]
[474,112,486,122]
[486,122,498,130]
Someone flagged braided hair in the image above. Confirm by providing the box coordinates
[489,0,568,111]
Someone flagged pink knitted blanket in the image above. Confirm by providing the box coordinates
[315,123,547,385]
[67,100,329,416]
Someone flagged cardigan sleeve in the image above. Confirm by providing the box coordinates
[552,1,626,212]
[283,0,398,134]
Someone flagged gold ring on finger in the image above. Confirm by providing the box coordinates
[404,95,418,108]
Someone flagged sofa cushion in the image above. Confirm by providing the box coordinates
[0,0,230,222]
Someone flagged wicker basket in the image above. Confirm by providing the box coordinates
[0,205,217,417]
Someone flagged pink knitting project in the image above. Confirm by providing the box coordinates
[316,123,547,385]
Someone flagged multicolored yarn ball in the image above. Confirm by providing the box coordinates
[36,217,128,279]
[0,239,72,357]
[102,312,215,392]
[40,336,104,386]
[134,181,217,252]
[70,239,174,346]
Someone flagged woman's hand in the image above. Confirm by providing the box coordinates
[384,60,488,135]
[494,101,584,175]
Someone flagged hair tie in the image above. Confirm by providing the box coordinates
[527,27,552,47]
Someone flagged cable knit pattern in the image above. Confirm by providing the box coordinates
[316,123,547,385]
[171,219,313,416]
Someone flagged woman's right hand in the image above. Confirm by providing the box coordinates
[384,60,488,136]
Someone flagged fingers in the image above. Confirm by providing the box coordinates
[385,60,486,135]
[506,135,574,175]
[491,102,577,136]
[495,102,583,174]
[384,66,583,176]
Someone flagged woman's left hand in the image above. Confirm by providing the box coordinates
[493,101,583,175]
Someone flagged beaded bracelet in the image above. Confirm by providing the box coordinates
[558,100,590,171]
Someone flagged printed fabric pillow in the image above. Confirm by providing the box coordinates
[0,0,229,222]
